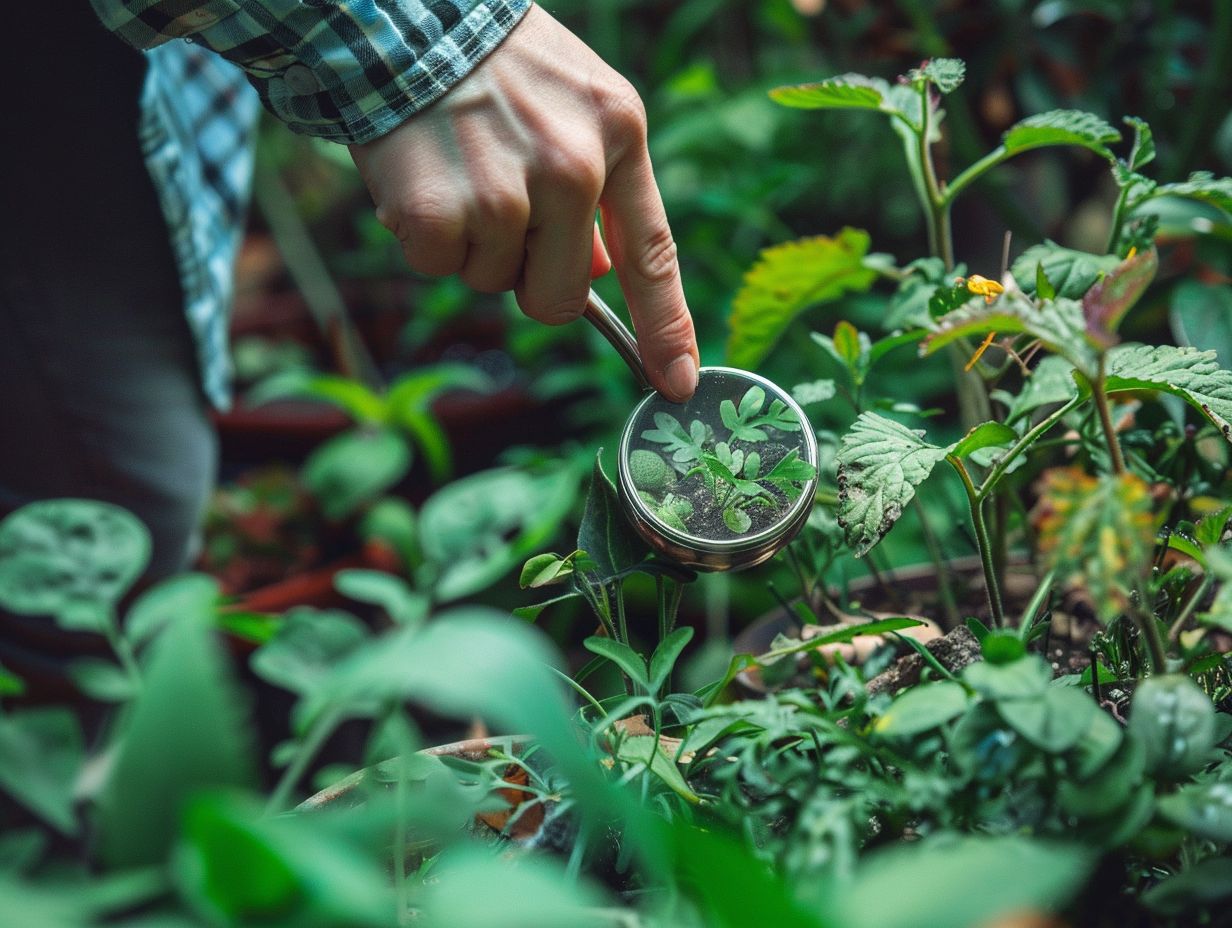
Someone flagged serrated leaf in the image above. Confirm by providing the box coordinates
[1082,247,1158,345]
[911,58,965,94]
[1011,242,1120,299]
[1103,343,1232,442]
[952,421,1017,459]
[1144,171,1232,216]
[769,74,891,112]
[1034,468,1156,623]
[922,295,1095,373]
[1123,116,1155,171]
[836,413,950,556]
[792,379,837,406]
[1001,109,1120,159]
[728,229,877,369]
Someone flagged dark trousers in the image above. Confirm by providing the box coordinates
[0,5,217,694]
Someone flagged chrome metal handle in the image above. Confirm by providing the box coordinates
[583,289,650,390]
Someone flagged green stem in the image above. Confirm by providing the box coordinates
[949,455,1005,626]
[1169,574,1213,643]
[1105,183,1133,255]
[943,147,1011,206]
[917,82,954,270]
[615,580,629,646]
[1135,606,1169,675]
[1018,569,1055,642]
[265,710,340,815]
[976,396,1084,502]
[1093,360,1126,475]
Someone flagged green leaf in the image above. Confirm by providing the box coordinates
[1143,170,1232,216]
[334,569,426,625]
[833,320,863,369]
[96,612,255,867]
[177,793,394,927]
[1157,781,1232,842]
[1170,279,1232,368]
[245,370,385,423]
[951,421,1017,459]
[962,653,1052,700]
[769,74,892,112]
[358,496,417,569]
[791,379,837,406]
[727,229,877,369]
[1003,355,1080,424]
[1128,674,1216,778]
[125,573,220,649]
[615,734,700,804]
[872,681,970,738]
[519,552,574,589]
[302,428,411,521]
[1082,247,1158,344]
[885,257,951,329]
[250,608,369,698]
[0,662,25,697]
[1142,857,1232,916]
[1123,116,1155,170]
[512,591,581,623]
[911,58,965,94]
[0,708,83,835]
[722,506,753,534]
[922,295,1095,373]
[650,627,694,693]
[0,499,150,628]
[999,685,1097,753]
[584,636,650,690]
[1001,109,1120,160]
[420,463,582,601]
[577,454,646,583]
[1011,242,1121,299]
[1104,343,1232,442]
[1035,261,1056,300]
[67,659,136,703]
[1035,468,1156,623]
[835,413,950,556]
[835,835,1093,928]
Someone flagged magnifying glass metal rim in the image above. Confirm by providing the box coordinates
[586,290,820,572]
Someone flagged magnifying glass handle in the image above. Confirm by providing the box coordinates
[583,289,651,391]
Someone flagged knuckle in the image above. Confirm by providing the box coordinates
[597,78,647,141]
[538,146,604,199]
[518,291,588,326]
[629,226,680,286]
[472,187,529,227]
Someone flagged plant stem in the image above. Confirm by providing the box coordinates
[615,580,629,646]
[265,710,340,815]
[917,82,954,270]
[1092,359,1126,475]
[1135,606,1169,675]
[1169,574,1213,643]
[949,455,1005,626]
[976,396,1083,502]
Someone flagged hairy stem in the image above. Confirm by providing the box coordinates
[950,455,1005,626]
[1093,360,1127,475]
[977,396,1084,502]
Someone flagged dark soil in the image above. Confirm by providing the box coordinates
[668,439,794,541]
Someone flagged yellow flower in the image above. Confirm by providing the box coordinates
[963,274,1005,304]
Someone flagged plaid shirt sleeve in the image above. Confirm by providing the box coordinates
[91,0,532,144]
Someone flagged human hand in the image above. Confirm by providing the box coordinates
[349,4,698,401]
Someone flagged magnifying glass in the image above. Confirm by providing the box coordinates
[584,290,819,572]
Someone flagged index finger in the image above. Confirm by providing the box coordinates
[600,144,699,403]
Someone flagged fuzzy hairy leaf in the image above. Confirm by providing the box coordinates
[1001,110,1120,159]
[1143,171,1232,216]
[727,229,877,369]
[1034,468,1155,623]
[1003,355,1080,424]
[769,74,891,112]
[836,414,950,556]
[1104,343,1232,442]
[1011,242,1120,299]
[922,295,1095,373]
[911,58,965,94]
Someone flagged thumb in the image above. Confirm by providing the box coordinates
[601,148,698,402]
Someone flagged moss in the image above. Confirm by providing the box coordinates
[629,449,673,492]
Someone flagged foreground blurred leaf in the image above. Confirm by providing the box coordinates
[0,500,150,630]
[177,793,392,928]
[833,835,1093,928]
[302,428,411,521]
[1034,468,1155,623]
[124,573,220,649]
[251,608,369,698]
[1128,674,1216,778]
[0,708,83,835]
[96,614,254,867]
[728,229,877,370]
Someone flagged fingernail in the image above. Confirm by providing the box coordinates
[664,354,698,401]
